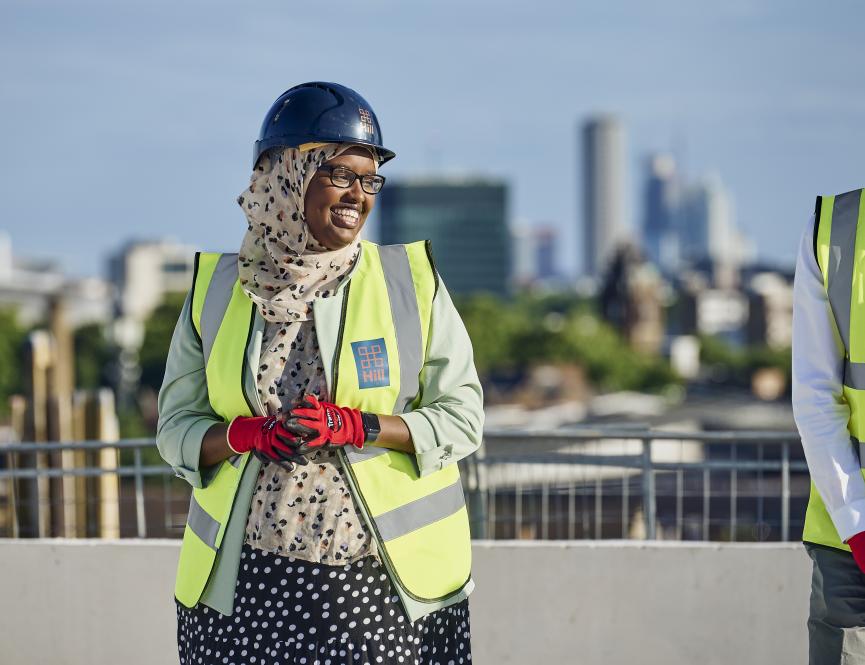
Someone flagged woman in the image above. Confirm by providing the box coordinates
[157,81,484,665]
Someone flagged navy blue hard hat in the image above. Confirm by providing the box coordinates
[253,82,395,169]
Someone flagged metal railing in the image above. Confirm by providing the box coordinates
[463,428,807,542]
[0,428,808,542]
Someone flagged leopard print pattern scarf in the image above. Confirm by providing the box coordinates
[236,143,360,418]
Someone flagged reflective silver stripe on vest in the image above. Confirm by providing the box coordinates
[378,245,424,415]
[187,494,220,549]
[827,190,862,355]
[374,480,465,542]
[345,445,390,463]
[845,360,865,392]
[229,453,244,468]
[201,253,240,366]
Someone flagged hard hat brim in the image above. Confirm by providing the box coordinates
[254,136,395,169]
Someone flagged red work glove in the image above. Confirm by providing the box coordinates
[849,531,865,576]
[283,394,365,451]
[226,415,309,469]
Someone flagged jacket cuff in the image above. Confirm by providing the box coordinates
[831,499,865,543]
[398,411,455,478]
[173,417,219,489]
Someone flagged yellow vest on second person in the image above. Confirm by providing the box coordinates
[804,188,865,551]
[173,240,472,609]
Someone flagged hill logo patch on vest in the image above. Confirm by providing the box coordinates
[351,338,390,389]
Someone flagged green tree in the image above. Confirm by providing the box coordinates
[0,307,26,418]
[139,293,186,393]
[455,294,526,374]
[747,345,792,381]
[74,322,116,389]
[455,294,678,394]
[698,334,791,387]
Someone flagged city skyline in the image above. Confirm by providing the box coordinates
[3,1,865,279]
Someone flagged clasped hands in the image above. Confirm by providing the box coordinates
[226,394,365,470]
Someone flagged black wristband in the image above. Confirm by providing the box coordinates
[361,412,381,443]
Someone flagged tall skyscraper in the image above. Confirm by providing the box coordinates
[377,177,510,296]
[642,154,679,272]
[678,175,737,266]
[582,115,625,279]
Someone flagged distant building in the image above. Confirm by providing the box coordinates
[672,271,749,342]
[511,226,535,288]
[377,177,510,296]
[0,233,113,328]
[582,115,625,279]
[534,226,558,281]
[109,240,196,321]
[108,239,197,348]
[642,154,680,273]
[747,272,793,349]
[677,175,753,278]
[510,225,560,288]
[599,244,665,355]
[696,289,749,340]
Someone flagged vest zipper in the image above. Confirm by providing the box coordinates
[331,282,470,606]
[243,303,265,417]
[330,282,350,403]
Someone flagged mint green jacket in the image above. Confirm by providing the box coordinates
[155,249,484,617]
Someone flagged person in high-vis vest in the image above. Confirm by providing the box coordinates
[793,188,865,664]
[157,82,484,664]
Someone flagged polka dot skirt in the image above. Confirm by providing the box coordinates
[176,543,472,664]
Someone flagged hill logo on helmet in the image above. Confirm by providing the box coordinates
[358,107,375,136]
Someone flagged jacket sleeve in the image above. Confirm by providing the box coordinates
[398,276,485,477]
[792,213,865,541]
[155,290,225,489]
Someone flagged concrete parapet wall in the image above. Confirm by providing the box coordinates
[0,539,811,664]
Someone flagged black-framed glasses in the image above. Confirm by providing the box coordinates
[317,165,386,195]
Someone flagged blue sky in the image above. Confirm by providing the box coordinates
[3,0,865,278]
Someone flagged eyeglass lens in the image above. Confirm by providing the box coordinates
[329,166,384,194]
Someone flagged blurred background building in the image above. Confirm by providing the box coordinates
[0,232,112,328]
[107,239,197,350]
[642,154,680,274]
[377,177,510,296]
[511,224,561,290]
[581,115,626,281]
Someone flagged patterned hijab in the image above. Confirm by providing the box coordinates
[236,143,364,413]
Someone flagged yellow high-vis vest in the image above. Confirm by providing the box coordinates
[805,188,865,551]
[174,240,472,609]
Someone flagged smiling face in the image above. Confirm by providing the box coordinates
[303,146,378,250]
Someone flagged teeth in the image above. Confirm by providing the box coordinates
[333,208,359,220]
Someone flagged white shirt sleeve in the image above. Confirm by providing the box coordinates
[792,213,865,542]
